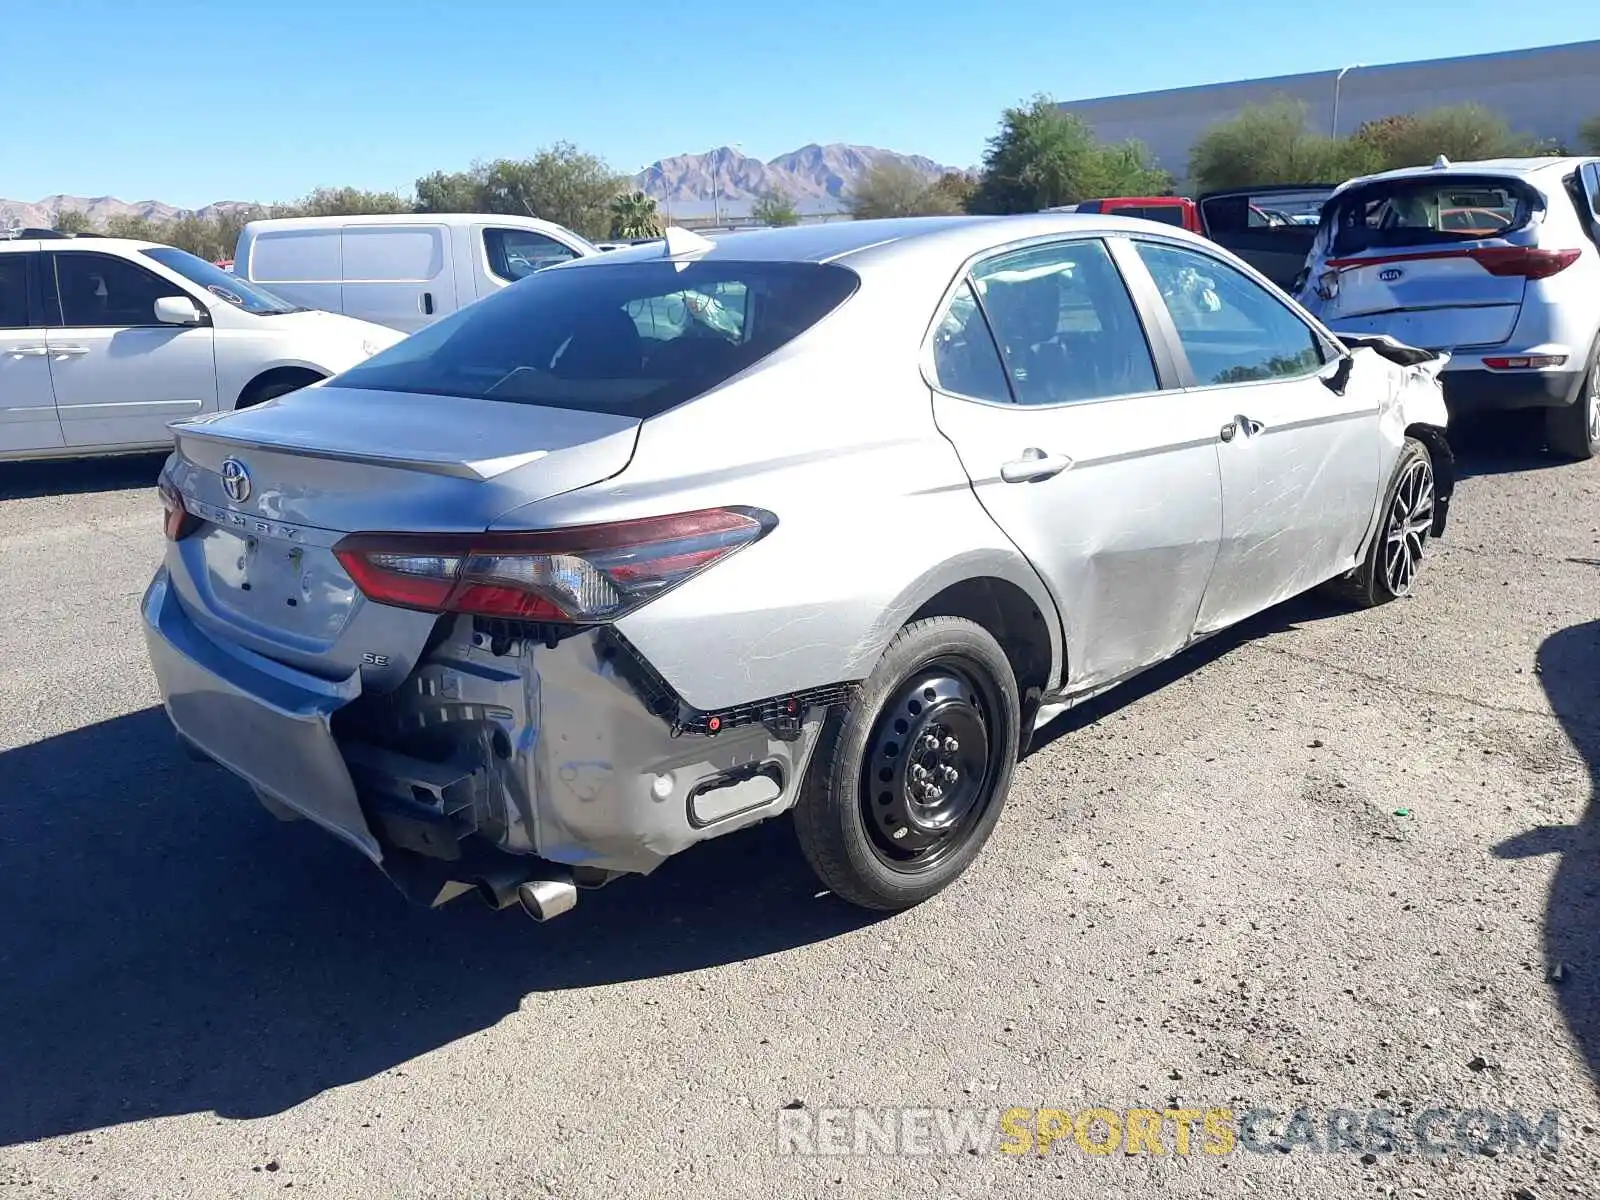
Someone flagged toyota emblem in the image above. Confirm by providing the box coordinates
[1377,267,1404,283]
[220,458,252,504]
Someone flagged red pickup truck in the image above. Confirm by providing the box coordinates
[1058,187,1335,291]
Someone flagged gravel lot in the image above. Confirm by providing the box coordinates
[1,431,1597,1199]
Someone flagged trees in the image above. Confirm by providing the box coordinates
[929,171,977,212]
[847,162,961,219]
[415,144,624,239]
[1349,104,1542,170]
[752,187,801,227]
[53,210,92,235]
[968,95,1171,213]
[1190,100,1552,192]
[1577,115,1600,155]
[609,190,662,239]
[1188,99,1368,192]
[277,187,411,217]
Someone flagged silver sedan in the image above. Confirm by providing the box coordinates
[142,215,1453,919]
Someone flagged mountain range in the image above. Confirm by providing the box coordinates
[0,143,963,229]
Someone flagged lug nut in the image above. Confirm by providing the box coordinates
[920,734,940,753]
[943,736,960,753]
[911,764,929,781]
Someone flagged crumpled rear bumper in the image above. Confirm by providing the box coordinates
[142,567,381,862]
[142,568,828,898]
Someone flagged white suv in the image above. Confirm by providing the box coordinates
[0,234,404,462]
[1297,156,1600,460]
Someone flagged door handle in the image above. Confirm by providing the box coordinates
[1000,448,1073,483]
[49,345,90,358]
[10,345,52,357]
[422,292,434,315]
[1221,416,1265,443]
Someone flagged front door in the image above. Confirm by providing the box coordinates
[0,248,63,455]
[1128,238,1383,633]
[927,236,1226,693]
[42,250,218,450]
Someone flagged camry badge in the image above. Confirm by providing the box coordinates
[220,458,252,504]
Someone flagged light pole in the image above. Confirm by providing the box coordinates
[1331,63,1363,137]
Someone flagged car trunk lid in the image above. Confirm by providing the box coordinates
[163,385,640,680]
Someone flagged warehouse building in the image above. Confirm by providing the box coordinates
[1061,39,1600,186]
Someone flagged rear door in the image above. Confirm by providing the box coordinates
[1199,188,1328,290]
[1310,175,1538,349]
[42,249,218,449]
[1128,237,1383,631]
[341,223,456,331]
[0,248,64,454]
[926,235,1226,693]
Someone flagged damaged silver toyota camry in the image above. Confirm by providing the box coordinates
[142,215,1453,920]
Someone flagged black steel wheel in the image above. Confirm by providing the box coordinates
[793,616,1020,911]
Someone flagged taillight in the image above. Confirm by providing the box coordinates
[1466,246,1581,279]
[1483,354,1568,370]
[333,507,775,623]
[159,477,199,541]
[1325,246,1582,280]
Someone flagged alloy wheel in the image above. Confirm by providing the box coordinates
[1383,456,1435,597]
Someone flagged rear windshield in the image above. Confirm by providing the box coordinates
[331,259,858,418]
[1328,177,1538,256]
[1116,205,1186,227]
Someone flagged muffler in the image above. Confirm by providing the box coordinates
[517,877,579,922]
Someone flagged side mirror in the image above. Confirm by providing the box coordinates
[154,295,204,326]
[1320,353,1355,395]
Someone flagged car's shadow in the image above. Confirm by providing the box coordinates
[1493,620,1600,1087]
[0,708,878,1148]
[0,452,167,500]
[1448,412,1576,479]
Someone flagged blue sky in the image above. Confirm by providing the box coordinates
[8,0,1598,208]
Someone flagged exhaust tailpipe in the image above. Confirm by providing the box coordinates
[517,876,579,922]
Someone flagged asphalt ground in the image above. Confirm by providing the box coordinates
[1,424,1597,1199]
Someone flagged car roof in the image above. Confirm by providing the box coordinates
[241,212,575,233]
[1332,156,1600,197]
[0,236,165,254]
[558,213,1220,272]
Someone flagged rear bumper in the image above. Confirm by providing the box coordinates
[1440,368,1585,414]
[142,567,827,900]
[142,568,381,862]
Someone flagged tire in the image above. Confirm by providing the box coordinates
[238,374,319,410]
[1340,437,1436,609]
[1545,348,1599,462]
[792,616,1020,911]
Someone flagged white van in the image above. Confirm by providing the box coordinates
[233,214,599,333]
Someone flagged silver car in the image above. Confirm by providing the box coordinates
[142,216,1453,920]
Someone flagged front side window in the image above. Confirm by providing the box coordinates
[0,255,30,328]
[970,238,1159,406]
[142,247,299,314]
[1134,240,1325,386]
[929,280,1011,403]
[49,252,188,328]
[484,228,580,283]
[332,259,858,419]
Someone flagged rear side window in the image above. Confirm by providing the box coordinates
[249,228,341,283]
[1328,176,1537,255]
[484,228,579,283]
[0,255,30,328]
[970,238,1160,405]
[929,280,1011,403]
[332,260,859,418]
